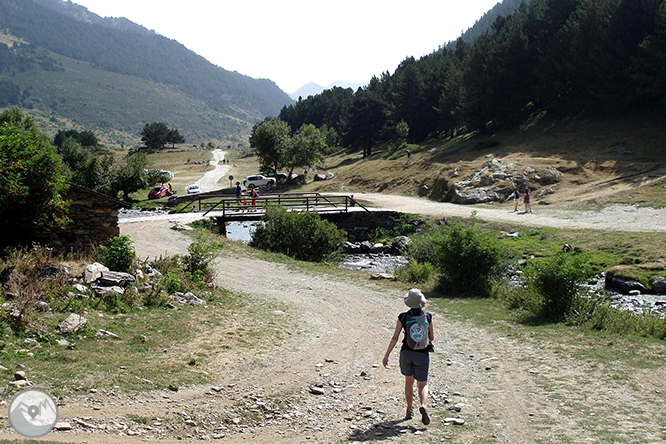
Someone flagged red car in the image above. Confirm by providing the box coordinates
[148,185,169,199]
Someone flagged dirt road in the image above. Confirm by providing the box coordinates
[195,150,229,192]
[18,206,654,444]
[2,197,663,443]
[354,192,666,232]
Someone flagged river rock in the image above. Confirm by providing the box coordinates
[369,243,385,254]
[605,275,647,294]
[57,313,87,334]
[344,242,363,254]
[391,236,412,254]
[651,277,666,293]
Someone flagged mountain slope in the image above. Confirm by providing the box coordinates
[0,0,294,145]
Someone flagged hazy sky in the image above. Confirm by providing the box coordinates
[71,0,500,94]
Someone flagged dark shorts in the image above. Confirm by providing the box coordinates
[399,349,430,382]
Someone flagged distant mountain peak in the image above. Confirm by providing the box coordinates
[291,80,368,100]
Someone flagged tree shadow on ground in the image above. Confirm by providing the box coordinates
[328,156,363,169]
[347,418,426,441]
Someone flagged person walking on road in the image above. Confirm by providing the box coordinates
[383,289,434,425]
[524,188,532,213]
[512,189,520,212]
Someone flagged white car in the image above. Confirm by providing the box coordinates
[243,174,276,189]
[186,184,201,194]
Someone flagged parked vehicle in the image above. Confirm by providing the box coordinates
[148,185,170,199]
[186,184,201,194]
[243,174,276,189]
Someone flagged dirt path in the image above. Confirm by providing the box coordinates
[2,197,664,443]
[354,192,666,232]
[1,209,655,444]
[195,150,230,192]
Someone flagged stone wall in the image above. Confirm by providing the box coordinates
[35,185,128,252]
[320,211,403,242]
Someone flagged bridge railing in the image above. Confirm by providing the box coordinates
[171,192,368,216]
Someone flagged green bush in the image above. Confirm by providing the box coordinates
[407,227,447,266]
[395,260,435,284]
[99,235,136,272]
[178,235,223,284]
[524,251,589,318]
[408,222,509,295]
[163,272,184,294]
[250,207,346,263]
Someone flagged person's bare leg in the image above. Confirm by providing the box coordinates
[404,376,414,418]
[417,380,430,425]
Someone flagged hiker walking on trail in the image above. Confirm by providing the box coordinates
[512,189,520,212]
[382,289,434,425]
[524,188,532,213]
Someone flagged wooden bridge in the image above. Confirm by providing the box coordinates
[171,192,369,221]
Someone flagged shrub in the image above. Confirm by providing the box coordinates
[395,260,435,284]
[408,222,509,295]
[250,207,346,263]
[163,272,184,294]
[407,227,447,265]
[524,251,589,318]
[178,235,223,284]
[99,235,136,272]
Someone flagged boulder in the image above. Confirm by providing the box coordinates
[85,263,109,284]
[172,292,207,307]
[651,277,666,294]
[451,188,503,204]
[93,285,125,297]
[98,271,136,286]
[35,301,51,312]
[360,241,373,253]
[72,284,89,294]
[343,242,363,254]
[541,167,562,185]
[605,275,647,294]
[369,243,385,254]
[57,313,87,334]
[536,187,555,198]
[391,236,412,255]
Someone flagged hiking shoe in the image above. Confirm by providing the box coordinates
[419,406,430,425]
[405,408,413,420]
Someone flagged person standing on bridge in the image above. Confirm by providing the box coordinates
[235,181,243,210]
[249,184,258,211]
[383,289,434,425]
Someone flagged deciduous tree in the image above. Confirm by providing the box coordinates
[249,118,291,176]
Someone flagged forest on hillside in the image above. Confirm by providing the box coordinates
[0,0,292,121]
[279,0,666,154]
